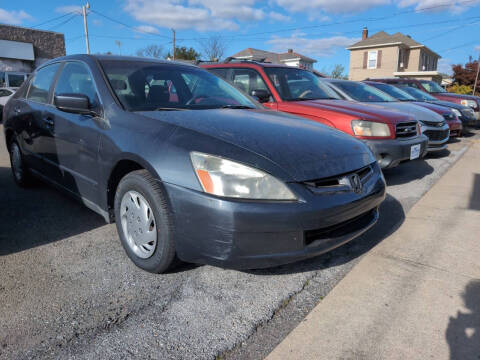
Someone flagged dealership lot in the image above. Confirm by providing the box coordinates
[0,125,478,360]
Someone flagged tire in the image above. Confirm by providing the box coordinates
[9,141,34,187]
[114,170,176,273]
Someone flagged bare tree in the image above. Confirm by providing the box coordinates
[136,44,164,58]
[198,35,228,61]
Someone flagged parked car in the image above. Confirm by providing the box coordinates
[364,81,463,138]
[202,60,428,169]
[366,77,480,119]
[387,84,478,129]
[323,79,450,152]
[3,55,386,273]
[0,87,15,121]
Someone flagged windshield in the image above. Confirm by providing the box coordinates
[368,82,415,101]
[398,86,438,101]
[331,81,396,102]
[264,67,340,101]
[100,60,257,111]
[420,80,446,93]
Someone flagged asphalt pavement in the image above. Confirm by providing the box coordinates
[0,125,478,360]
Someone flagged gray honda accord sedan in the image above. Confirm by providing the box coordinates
[3,55,386,273]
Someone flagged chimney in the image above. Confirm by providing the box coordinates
[362,27,368,40]
[287,49,293,53]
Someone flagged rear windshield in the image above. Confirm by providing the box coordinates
[99,60,256,111]
[264,67,340,101]
[331,81,396,103]
[368,82,415,101]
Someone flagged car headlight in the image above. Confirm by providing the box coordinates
[462,108,475,118]
[460,99,477,108]
[190,152,297,200]
[451,108,461,118]
[351,120,391,137]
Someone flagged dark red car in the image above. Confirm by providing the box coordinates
[367,77,480,120]
[202,60,428,169]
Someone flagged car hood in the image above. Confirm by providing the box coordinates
[432,92,478,101]
[290,99,415,123]
[364,102,444,122]
[138,109,375,181]
[411,101,451,115]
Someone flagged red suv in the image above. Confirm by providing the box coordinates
[202,60,428,169]
[367,78,480,120]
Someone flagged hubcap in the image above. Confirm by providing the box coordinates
[11,144,23,181]
[120,191,157,259]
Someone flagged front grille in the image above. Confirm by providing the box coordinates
[396,121,417,138]
[303,165,373,194]
[424,120,447,127]
[304,209,377,246]
[424,129,449,141]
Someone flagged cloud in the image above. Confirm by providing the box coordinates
[134,25,160,34]
[124,0,268,31]
[397,0,480,14]
[437,58,453,75]
[55,5,83,15]
[0,8,31,25]
[273,0,390,13]
[267,33,360,57]
[269,11,290,21]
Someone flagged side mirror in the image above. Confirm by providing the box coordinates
[54,93,93,115]
[250,89,271,103]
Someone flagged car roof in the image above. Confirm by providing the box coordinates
[203,61,300,69]
[37,54,198,69]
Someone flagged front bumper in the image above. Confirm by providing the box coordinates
[362,135,429,169]
[164,163,386,269]
[421,124,450,152]
[447,120,462,137]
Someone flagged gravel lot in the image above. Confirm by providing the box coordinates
[0,125,478,360]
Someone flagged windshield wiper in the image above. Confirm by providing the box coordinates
[219,105,255,109]
[153,107,189,111]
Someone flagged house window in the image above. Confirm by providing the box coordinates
[368,51,377,69]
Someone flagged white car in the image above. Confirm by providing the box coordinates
[0,87,15,120]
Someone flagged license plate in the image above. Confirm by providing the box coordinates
[410,144,421,160]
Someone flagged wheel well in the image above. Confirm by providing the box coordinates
[107,160,144,211]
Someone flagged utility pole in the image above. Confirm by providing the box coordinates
[172,29,176,61]
[474,54,480,96]
[82,2,91,54]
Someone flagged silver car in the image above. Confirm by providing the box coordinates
[323,79,450,152]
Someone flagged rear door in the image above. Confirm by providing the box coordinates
[50,61,104,202]
[23,62,62,178]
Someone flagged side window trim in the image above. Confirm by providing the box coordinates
[230,67,274,102]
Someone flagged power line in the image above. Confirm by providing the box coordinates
[89,9,170,39]
[30,12,76,28]
[47,13,79,31]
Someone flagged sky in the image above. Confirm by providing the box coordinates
[1,0,480,75]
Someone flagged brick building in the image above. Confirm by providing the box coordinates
[0,24,66,73]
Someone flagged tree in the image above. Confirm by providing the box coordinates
[451,58,480,95]
[198,35,228,61]
[330,64,347,79]
[165,46,201,61]
[136,44,164,58]
[447,84,473,95]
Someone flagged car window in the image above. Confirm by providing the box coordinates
[55,62,99,107]
[420,80,446,93]
[100,60,256,111]
[231,68,269,96]
[8,74,26,88]
[27,63,61,104]
[264,67,339,101]
[208,68,228,79]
